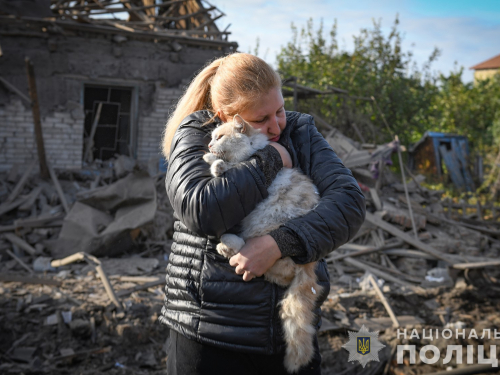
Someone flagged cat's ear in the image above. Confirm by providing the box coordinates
[233,114,247,134]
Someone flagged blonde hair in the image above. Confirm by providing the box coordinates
[162,53,281,158]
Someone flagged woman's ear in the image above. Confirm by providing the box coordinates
[216,110,227,122]
[233,114,247,133]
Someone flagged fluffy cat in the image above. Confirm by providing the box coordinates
[203,115,323,374]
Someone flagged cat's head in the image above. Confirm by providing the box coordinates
[207,115,269,162]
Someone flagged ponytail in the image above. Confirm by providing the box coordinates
[162,58,222,158]
[162,53,281,159]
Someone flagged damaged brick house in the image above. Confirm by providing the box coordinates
[0,0,237,171]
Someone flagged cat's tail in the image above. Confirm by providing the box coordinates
[280,262,323,373]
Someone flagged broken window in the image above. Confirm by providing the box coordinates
[83,85,134,162]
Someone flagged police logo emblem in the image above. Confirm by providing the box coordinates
[357,337,370,355]
[342,325,385,368]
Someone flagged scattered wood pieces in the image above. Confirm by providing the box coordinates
[343,257,420,291]
[47,164,70,214]
[5,160,36,204]
[51,252,123,310]
[0,273,61,286]
[367,274,399,328]
[3,233,39,256]
[5,249,34,274]
[452,260,500,270]
[364,211,456,264]
[116,278,164,297]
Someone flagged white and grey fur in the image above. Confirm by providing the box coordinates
[203,115,323,374]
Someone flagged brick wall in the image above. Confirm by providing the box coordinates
[136,87,183,163]
[0,86,183,172]
[0,99,84,172]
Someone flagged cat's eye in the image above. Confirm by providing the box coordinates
[216,135,223,140]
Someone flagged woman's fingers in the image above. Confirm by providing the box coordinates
[234,264,245,275]
[231,255,256,282]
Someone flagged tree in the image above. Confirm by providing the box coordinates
[277,17,442,146]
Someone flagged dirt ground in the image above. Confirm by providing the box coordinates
[1,252,499,375]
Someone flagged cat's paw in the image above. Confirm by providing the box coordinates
[216,234,245,259]
[211,159,228,177]
[203,153,219,165]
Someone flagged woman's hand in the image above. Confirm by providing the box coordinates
[269,142,292,168]
[229,235,282,281]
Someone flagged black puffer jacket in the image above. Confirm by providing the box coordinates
[159,110,366,354]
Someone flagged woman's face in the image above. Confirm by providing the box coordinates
[219,87,286,142]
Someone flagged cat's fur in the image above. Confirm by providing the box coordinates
[203,115,323,373]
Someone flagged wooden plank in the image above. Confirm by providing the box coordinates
[193,14,224,30]
[367,274,399,328]
[25,58,49,179]
[0,273,61,286]
[5,160,36,203]
[453,260,500,270]
[395,135,418,238]
[116,278,164,297]
[369,188,382,211]
[6,249,34,274]
[4,17,238,49]
[343,150,371,168]
[3,233,39,256]
[0,195,29,217]
[13,213,65,229]
[48,164,70,215]
[0,77,31,104]
[18,185,43,212]
[83,102,103,163]
[343,257,421,291]
[364,211,456,264]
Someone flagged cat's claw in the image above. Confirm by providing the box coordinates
[203,153,219,165]
[211,159,229,177]
[216,234,245,259]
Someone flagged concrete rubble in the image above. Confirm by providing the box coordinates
[0,127,499,374]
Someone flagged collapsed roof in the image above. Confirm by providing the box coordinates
[0,0,237,49]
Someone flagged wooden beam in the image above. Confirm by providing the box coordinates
[395,135,418,238]
[0,273,61,286]
[25,58,50,180]
[367,274,399,328]
[192,13,223,30]
[453,260,500,270]
[84,102,103,163]
[5,159,36,203]
[154,6,215,21]
[59,0,189,16]
[343,257,421,291]
[0,16,238,48]
[53,0,133,11]
[0,77,31,104]
[47,164,70,214]
[364,211,456,264]
[6,249,34,274]
[4,233,39,256]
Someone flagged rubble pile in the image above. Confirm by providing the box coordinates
[0,155,173,374]
[1,132,500,374]
[318,127,500,375]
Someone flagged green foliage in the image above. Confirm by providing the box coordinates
[276,17,500,155]
[428,71,500,153]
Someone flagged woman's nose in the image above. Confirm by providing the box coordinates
[269,116,280,135]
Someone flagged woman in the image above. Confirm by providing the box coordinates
[160,53,366,374]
